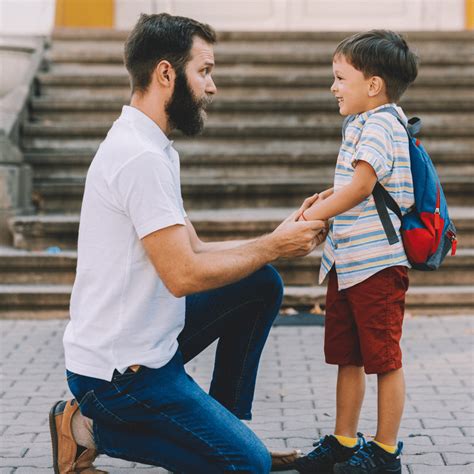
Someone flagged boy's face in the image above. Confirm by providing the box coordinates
[331,54,373,116]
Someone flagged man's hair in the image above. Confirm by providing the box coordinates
[124,13,217,94]
[334,30,418,102]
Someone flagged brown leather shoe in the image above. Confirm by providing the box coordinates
[270,448,302,471]
[49,399,108,474]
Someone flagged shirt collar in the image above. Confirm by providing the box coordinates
[357,102,408,125]
[120,105,173,152]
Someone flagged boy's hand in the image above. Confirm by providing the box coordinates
[296,193,320,220]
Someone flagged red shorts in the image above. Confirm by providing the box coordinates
[324,266,409,374]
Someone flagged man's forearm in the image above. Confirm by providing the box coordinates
[196,238,257,253]
[179,234,279,296]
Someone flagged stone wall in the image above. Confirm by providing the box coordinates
[0,37,44,245]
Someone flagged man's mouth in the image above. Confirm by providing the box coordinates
[336,97,343,105]
[201,95,214,110]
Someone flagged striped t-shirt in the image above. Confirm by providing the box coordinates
[319,103,415,290]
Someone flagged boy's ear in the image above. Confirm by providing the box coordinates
[367,76,385,97]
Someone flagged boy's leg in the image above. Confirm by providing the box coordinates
[349,266,408,446]
[324,269,366,439]
[376,367,405,446]
[66,351,271,473]
[335,365,365,438]
[179,264,284,419]
[333,266,408,473]
[292,269,364,473]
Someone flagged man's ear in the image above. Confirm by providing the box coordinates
[154,60,176,88]
[368,76,385,97]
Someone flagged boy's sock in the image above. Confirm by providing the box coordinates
[373,439,397,453]
[335,434,359,448]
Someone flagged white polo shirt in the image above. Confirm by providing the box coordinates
[63,106,187,381]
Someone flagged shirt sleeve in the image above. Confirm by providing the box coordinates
[111,151,186,239]
[352,114,394,182]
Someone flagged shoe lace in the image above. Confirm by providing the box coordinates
[307,436,332,460]
[347,440,375,468]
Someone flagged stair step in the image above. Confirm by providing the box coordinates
[29,176,474,213]
[1,283,472,319]
[37,64,474,89]
[47,40,474,66]
[51,29,474,42]
[284,285,474,315]
[22,113,474,139]
[23,138,474,169]
[0,247,472,287]
[9,207,474,251]
[23,148,474,181]
[30,88,474,117]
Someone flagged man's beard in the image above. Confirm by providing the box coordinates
[165,70,211,136]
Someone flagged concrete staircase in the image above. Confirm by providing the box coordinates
[2,30,474,318]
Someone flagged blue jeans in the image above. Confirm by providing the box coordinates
[66,265,283,473]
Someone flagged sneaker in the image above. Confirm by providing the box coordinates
[292,434,363,474]
[333,440,403,474]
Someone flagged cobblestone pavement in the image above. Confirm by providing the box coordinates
[0,316,473,473]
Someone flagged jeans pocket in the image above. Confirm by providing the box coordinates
[79,390,128,426]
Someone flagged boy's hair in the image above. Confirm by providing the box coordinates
[124,13,217,94]
[334,30,418,102]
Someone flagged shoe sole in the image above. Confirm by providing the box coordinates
[334,465,401,474]
[49,400,63,474]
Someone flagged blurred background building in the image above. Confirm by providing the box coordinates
[1,1,473,319]
[0,0,473,33]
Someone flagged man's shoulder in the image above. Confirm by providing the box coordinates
[94,124,169,178]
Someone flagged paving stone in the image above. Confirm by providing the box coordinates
[0,316,473,471]
[403,453,445,465]
[410,465,474,473]
[443,452,474,464]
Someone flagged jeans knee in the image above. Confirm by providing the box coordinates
[256,264,284,306]
[243,443,271,473]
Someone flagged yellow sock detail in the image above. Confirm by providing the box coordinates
[334,435,358,448]
[374,440,397,453]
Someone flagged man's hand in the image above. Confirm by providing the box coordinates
[268,210,327,258]
[296,192,320,219]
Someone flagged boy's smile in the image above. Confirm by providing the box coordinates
[331,54,376,116]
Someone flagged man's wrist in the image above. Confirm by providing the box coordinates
[257,233,280,262]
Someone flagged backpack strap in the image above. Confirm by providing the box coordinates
[373,182,403,245]
[369,106,418,245]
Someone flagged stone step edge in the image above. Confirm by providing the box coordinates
[51,29,474,42]
[9,206,474,224]
[1,246,473,260]
[0,285,472,320]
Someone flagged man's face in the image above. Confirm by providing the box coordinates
[331,54,373,116]
[166,36,217,136]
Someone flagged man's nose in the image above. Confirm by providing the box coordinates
[206,76,217,95]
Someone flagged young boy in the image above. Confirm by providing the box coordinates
[292,30,418,473]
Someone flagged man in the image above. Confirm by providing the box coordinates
[49,13,326,473]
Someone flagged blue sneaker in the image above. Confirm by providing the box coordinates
[334,440,403,474]
[292,434,364,474]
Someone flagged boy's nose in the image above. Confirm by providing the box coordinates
[330,81,337,93]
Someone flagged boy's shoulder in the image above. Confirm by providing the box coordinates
[361,107,409,141]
